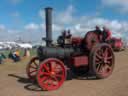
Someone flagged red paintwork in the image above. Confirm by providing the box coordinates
[110,37,123,50]
[37,58,66,91]
[115,39,123,48]
[84,31,100,50]
[115,41,122,48]
[72,56,88,67]
[106,30,112,41]
[71,37,82,45]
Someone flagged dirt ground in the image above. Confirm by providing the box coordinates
[0,49,128,96]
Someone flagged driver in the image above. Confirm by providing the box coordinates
[94,26,102,41]
[102,26,112,42]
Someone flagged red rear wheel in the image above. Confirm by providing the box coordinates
[90,43,115,79]
[37,58,66,91]
[26,57,39,81]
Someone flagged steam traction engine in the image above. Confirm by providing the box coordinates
[26,7,115,91]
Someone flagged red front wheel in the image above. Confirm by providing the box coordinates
[37,58,66,91]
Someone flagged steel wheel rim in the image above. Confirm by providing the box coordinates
[94,45,114,78]
[26,57,39,81]
[37,58,66,91]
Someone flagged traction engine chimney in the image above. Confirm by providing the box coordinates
[45,7,53,47]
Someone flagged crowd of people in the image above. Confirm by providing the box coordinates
[0,48,30,64]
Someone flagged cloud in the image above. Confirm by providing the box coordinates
[7,29,20,33]
[39,5,75,25]
[55,5,75,25]
[0,4,128,42]
[40,23,64,39]
[40,23,63,32]
[39,9,45,20]
[33,5,128,40]
[53,24,64,32]
[102,0,128,13]
[0,25,6,32]
[24,23,39,31]
[70,17,128,38]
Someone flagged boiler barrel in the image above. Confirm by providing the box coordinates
[37,46,74,60]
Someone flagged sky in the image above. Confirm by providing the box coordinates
[0,0,128,43]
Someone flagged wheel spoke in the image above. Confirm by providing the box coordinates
[99,65,104,73]
[45,77,51,84]
[30,65,37,69]
[55,70,63,75]
[106,64,111,70]
[53,65,62,73]
[95,60,102,64]
[40,72,50,76]
[96,53,103,59]
[56,74,63,78]
[107,56,112,60]
[104,64,111,72]
[52,76,59,82]
[40,76,48,82]
[104,48,108,57]
[30,70,37,74]
[50,61,56,72]
[95,58,100,62]
[98,63,105,73]
[46,80,52,87]
[53,63,60,70]
[106,60,111,64]
[29,74,36,77]
[43,64,50,72]
[33,61,38,67]
[45,78,57,87]
[100,49,104,55]
[106,62,112,67]
[96,63,101,72]
[35,60,39,64]
[99,64,111,74]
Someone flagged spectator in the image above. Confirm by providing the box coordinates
[0,53,6,64]
[24,48,30,57]
[8,50,20,62]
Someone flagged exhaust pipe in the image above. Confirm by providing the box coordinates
[45,7,53,47]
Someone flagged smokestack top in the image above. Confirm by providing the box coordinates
[45,7,53,10]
